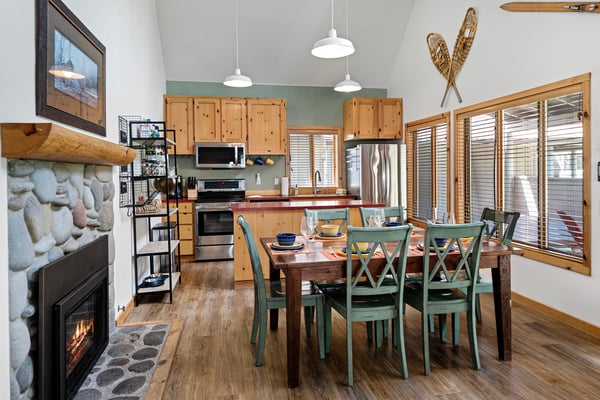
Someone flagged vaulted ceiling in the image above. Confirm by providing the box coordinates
[155,0,414,89]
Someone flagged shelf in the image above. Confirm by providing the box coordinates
[153,222,177,230]
[137,272,181,294]
[137,240,180,256]
[135,207,178,218]
[130,136,176,147]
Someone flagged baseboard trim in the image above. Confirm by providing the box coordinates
[512,292,600,339]
[115,297,135,326]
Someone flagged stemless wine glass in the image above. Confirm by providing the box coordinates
[370,208,384,227]
[300,216,310,244]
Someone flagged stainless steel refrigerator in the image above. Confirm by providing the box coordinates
[346,143,406,213]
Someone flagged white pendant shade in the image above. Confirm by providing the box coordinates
[223,0,252,87]
[311,28,355,59]
[224,68,253,87]
[334,73,361,92]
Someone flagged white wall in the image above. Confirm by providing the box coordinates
[0,1,166,397]
[389,0,600,327]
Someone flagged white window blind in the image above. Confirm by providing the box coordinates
[457,76,588,275]
[406,114,450,222]
[288,128,339,189]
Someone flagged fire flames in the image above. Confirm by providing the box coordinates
[66,318,94,376]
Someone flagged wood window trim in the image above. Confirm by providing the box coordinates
[405,113,451,227]
[287,125,342,194]
[454,73,591,275]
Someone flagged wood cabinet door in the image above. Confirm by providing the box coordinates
[221,97,247,143]
[193,97,221,142]
[247,98,287,154]
[165,96,194,155]
[355,98,379,139]
[378,98,403,139]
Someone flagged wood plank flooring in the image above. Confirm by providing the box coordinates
[125,261,600,399]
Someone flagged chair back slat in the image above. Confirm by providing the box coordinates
[305,208,349,234]
[360,206,404,227]
[480,207,520,246]
[346,225,413,298]
[423,222,485,293]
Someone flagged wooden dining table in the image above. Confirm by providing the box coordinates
[260,230,520,388]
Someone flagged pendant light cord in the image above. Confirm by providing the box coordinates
[235,0,240,69]
[330,0,334,30]
[345,0,350,74]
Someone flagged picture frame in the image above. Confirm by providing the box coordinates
[36,0,106,136]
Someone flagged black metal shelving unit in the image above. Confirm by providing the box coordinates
[119,117,181,305]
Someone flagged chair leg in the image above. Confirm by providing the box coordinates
[439,314,447,342]
[452,312,460,346]
[324,301,332,355]
[250,294,259,344]
[422,313,431,376]
[366,321,374,342]
[347,319,354,386]
[316,299,325,360]
[395,316,408,379]
[256,309,268,367]
[467,308,481,370]
[304,306,314,338]
[475,293,483,323]
[375,320,383,348]
[428,314,435,334]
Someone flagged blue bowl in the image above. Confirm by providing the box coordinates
[384,221,402,227]
[276,232,296,246]
[433,237,447,247]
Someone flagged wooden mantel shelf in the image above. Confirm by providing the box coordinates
[1,123,136,166]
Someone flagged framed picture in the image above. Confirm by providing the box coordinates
[36,0,106,136]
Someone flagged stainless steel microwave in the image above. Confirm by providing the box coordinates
[195,142,245,169]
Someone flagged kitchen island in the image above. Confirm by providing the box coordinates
[232,199,383,283]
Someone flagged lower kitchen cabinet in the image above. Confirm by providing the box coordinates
[166,200,194,256]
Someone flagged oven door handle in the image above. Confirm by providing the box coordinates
[195,206,232,212]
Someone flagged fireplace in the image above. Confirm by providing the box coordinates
[38,236,109,400]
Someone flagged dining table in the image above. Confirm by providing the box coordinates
[260,229,520,388]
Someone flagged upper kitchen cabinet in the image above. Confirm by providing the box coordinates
[247,98,287,155]
[220,97,247,143]
[343,97,403,140]
[164,96,195,155]
[193,97,221,142]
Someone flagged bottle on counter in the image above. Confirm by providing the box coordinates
[294,184,299,195]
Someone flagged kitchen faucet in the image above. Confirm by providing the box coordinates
[314,170,322,194]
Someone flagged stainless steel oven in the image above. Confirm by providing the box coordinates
[194,179,245,261]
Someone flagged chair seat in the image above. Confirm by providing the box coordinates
[405,282,467,304]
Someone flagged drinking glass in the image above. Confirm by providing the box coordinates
[306,213,317,239]
[369,209,384,227]
[300,216,310,244]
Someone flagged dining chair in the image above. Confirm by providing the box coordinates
[237,215,326,366]
[359,206,404,227]
[404,221,485,376]
[470,207,520,323]
[305,207,350,235]
[359,206,420,345]
[324,224,413,386]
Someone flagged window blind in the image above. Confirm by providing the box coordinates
[289,130,338,188]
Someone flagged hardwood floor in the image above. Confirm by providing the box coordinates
[125,261,600,399]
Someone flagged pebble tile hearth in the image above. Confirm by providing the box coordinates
[74,323,170,400]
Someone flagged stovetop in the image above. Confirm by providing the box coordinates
[196,179,246,204]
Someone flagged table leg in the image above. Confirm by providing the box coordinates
[269,260,279,330]
[285,267,302,388]
[491,254,512,361]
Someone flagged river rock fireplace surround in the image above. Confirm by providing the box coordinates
[2,123,135,399]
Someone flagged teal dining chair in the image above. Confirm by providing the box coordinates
[404,221,485,375]
[237,215,326,366]
[359,206,404,227]
[305,207,350,236]
[470,207,520,323]
[324,224,413,386]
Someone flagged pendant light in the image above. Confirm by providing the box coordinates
[334,0,361,92]
[311,0,355,59]
[223,0,252,87]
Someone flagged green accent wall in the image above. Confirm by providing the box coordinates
[166,81,388,191]
[166,81,386,126]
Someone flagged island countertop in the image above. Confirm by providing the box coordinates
[231,199,383,212]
